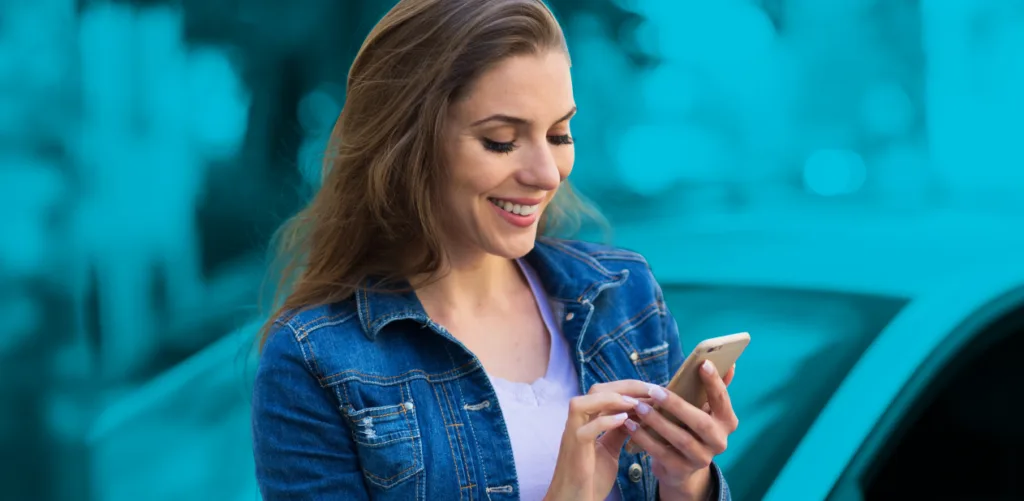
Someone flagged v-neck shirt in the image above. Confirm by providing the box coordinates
[485,258,624,501]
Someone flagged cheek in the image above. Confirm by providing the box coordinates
[448,142,500,194]
[557,147,575,180]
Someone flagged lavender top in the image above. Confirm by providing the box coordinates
[485,259,624,501]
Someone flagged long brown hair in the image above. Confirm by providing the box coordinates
[258,0,604,348]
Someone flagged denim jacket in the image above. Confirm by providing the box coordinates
[252,237,732,501]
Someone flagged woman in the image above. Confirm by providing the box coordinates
[251,0,740,499]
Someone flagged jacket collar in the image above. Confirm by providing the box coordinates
[355,237,629,340]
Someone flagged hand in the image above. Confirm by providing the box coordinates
[625,362,738,499]
[544,382,645,501]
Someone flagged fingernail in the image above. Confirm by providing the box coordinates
[702,360,716,375]
[647,383,668,402]
[622,395,639,406]
[612,412,628,421]
[624,418,638,432]
[636,401,652,416]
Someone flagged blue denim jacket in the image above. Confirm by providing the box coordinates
[252,237,732,501]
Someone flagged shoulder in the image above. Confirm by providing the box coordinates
[261,300,364,382]
[272,301,362,342]
[544,237,652,268]
[539,237,663,295]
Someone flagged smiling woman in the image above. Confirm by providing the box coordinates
[250,1,740,500]
[441,50,577,259]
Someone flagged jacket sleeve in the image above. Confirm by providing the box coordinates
[251,322,371,501]
[662,292,733,501]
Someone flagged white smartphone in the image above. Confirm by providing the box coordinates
[625,332,751,455]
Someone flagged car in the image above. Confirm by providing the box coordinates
[78,209,1024,501]
[614,209,1024,500]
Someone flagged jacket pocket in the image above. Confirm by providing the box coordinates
[632,341,672,386]
[343,400,424,489]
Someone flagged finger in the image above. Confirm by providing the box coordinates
[699,361,738,431]
[645,383,724,450]
[722,364,736,386]
[634,398,725,458]
[587,379,652,399]
[566,393,640,428]
[701,366,734,413]
[597,423,630,454]
[626,396,657,421]
[624,419,704,470]
[576,412,629,442]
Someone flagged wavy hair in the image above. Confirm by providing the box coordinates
[258,0,604,348]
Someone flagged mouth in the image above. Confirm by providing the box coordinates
[488,197,541,216]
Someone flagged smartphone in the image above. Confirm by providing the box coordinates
[625,332,751,455]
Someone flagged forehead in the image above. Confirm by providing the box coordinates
[454,51,574,121]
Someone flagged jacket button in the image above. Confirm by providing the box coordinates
[629,351,639,362]
[628,463,643,482]
[565,312,574,321]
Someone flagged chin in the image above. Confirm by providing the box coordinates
[485,232,538,259]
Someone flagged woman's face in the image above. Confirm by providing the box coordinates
[442,50,576,262]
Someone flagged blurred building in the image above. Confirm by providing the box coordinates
[2,0,1023,499]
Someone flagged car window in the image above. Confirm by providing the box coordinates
[663,284,906,500]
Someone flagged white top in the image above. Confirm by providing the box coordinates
[486,259,624,501]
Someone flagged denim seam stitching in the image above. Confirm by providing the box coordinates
[591,353,615,382]
[544,241,615,278]
[637,342,669,357]
[451,375,491,501]
[438,383,467,500]
[443,382,474,500]
[293,310,357,339]
[432,383,465,499]
[319,360,480,386]
[588,251,648,265]
[581,301,661,360]
[637,349,669,365]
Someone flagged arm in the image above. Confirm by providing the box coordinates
[251,323,371,501]
[658,301,733,501]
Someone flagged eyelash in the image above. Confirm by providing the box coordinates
[482,135,574,154]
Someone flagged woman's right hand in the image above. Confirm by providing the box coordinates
[544,382,648,501]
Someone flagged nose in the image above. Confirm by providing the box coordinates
[516,143,562,191]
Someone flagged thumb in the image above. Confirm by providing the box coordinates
[597,423,630,456]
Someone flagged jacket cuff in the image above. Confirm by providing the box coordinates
[709,461,731,501]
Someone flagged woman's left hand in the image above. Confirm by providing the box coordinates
[625,361,738,499]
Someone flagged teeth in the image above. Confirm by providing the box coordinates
[490,198,539,216]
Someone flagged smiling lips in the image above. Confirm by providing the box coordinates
[488,197,542,227]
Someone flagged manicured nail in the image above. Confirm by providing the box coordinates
[612,412,628,421]
[622,395,639,406]
[624,418,639,432]
[647,383,668,402]
[702,360,716,375]
[636,401,652,416]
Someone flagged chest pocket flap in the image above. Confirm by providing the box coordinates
[343,399,424,489]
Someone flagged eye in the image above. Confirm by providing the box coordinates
[482,138,517,154]
[548,134,574,146]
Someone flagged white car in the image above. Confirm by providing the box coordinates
[80,208,1024,501]
[615,208,1024,500]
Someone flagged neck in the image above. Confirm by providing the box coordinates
[413,250,526,317]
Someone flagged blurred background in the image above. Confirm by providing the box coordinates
[3,0,1023,500]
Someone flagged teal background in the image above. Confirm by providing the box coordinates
[3,0,1023,499]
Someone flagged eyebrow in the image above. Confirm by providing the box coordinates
[470,106,577,127]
